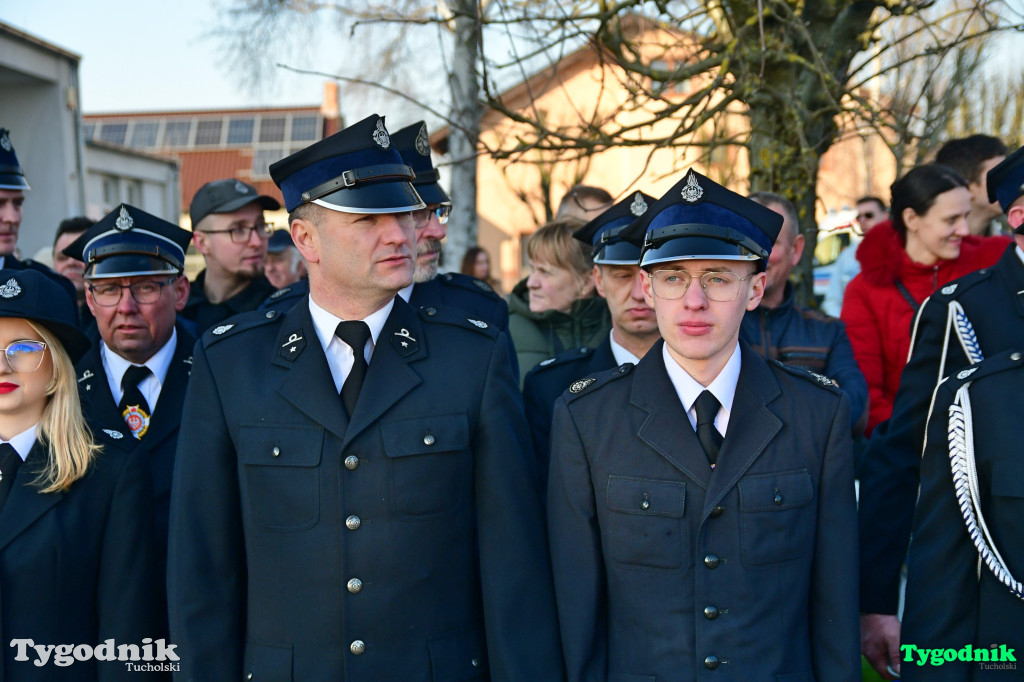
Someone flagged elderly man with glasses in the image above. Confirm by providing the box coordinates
[184,179,280,332]
[63,203,198,636]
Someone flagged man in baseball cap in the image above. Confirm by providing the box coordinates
[184,179,280,332]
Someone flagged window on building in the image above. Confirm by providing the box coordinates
[252,148,285,178]
[227,118,254,145]
[259,117,286,143]
[291,116,319,142]
[195,119,224,146]
[126,180,143,206]
[130,122,159,148]
[163,121,192,147]
[103,176,120,206]
[83,124,95,141]
[99,123,128,146]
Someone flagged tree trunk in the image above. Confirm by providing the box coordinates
[445,0,482,273]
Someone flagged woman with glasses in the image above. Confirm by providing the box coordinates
[0,269,163,680]
[840,164,1011,436]
[508,219,610,384]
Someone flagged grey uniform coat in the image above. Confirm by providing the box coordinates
[547,341,859,682]
[167,296,562,682]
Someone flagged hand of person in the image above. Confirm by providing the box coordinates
[861,613,901,679]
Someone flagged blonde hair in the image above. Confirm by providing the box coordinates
[27,321,100,493]
[526,218,594,280]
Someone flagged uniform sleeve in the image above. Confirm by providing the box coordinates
[840,275,890,435]
[809,394,861,681]
[857,295,947,614]
[167,342,246,680]
[97,452,166,681]
[547,397,606,682]
[823,319,869,436]
[522,369,555,490]
[901,383,979,681]
[473,332,565,682]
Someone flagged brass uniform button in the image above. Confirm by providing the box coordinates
[346,515,361,530]
[704,655,719,670]
[271,447,280,457]
[704,553,720,569]
[350,640,365,655]
[423,434,435,446]
[344,455,360,470]
[710,506,724,518]
[347,578,363,593]
[704,605,719,620]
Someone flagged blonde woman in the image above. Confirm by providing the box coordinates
[507,219,611,381]
[0,269,164,681]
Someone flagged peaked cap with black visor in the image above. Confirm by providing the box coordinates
[0,129,30,191]
[269,114,425,215]
[987,145,1024,235]
[62,204,193,280]
[573,191,654,265]
[392,121,451,207]
[620,169,782,271]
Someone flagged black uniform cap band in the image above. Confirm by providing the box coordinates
[642,223,768,265]
[300,164,416,204]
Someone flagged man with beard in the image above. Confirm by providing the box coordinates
[184,179,279,332]
[743,191,867,435]
[524,191,659,485]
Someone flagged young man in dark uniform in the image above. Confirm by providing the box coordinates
[547,170,859,682]
[524,191,659,482]
[168,114,562,681]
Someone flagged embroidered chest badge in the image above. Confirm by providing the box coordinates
[122,405,150,440]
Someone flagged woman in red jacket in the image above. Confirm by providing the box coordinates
[841,164,1011,435]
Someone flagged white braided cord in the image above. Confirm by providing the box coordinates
[951,301,984,366]
[947,384,1024,600]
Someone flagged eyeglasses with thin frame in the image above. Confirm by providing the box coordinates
[0,340,48,373]
[88,278,178,307]
[410,206,452,229]
[199,222,274,243]
[649,269,755,302]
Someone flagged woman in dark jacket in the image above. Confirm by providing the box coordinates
[0,269,164,681]
[508,219,610,383]
[840,165,1011,435]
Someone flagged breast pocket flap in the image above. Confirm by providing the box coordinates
[382,413,469,458]
[607,476,685,518]
[739,470,813,512]
[238,425,324,467]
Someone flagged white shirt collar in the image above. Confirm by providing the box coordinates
[102,328,178,409]
[308,296,394,355]
[609,330,641,366]
[4,424,38,461]
[1015,244,1024,267]
[397,283,414,303]
[662,342,742,436]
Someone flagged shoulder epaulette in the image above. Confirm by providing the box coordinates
[563,363,634,403]
[943,349,1024,390]
[419,305,499,338]
[202,309,282,347]
[268,286,293,301]
[436,272,500,299]
[931,267,994,300]
[771,359,841,393]
[532,346,594,373]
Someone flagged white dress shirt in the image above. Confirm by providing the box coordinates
[609,330,641,366]
[309,296,394,393]
[2,424,38,462]
[102,328,178,411]
[662,341,742,437]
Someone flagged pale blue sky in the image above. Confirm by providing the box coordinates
[3,0,351,113]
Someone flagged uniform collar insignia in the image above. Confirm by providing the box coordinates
[102,429,124,440]
[211,324,234,335]
[680,172,704,203]
[278,330,306,362]
[569,378,596,393]
[630,192,648,216]
[941,283,958,295]
[415,124,430,156]
[372,119,390,150]
[114,206,134,232]
[270,287,291,300]
[957,367,977,380]
[467,319,488,328]
[392,326,419,356]
[0,278,21,299]
[78,369,94,383]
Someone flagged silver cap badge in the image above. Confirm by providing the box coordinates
[630,192,648,216]
[680,173,703,203]
[0,131,10,152]
[114,206,134,232]
[415,124,430,157]
[372,119,390,150]
[0,278,21,299]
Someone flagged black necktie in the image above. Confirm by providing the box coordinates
[0,443,24,512]
[336,321,371,417]
[694,390,723,466]
[119,365,152,440]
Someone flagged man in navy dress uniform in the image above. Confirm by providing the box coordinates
[858,145,1024,679]
[547,169,860,681]
[167,114,562,681]
[523,191,659,483]
[64,204,195,583]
